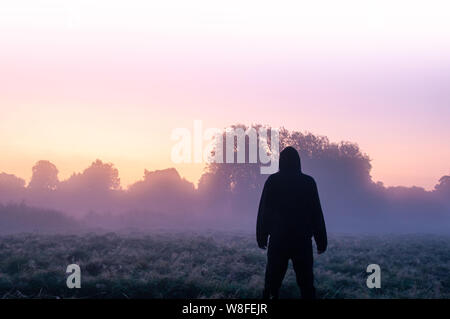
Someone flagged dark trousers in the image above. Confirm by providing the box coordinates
[263,237,315,299]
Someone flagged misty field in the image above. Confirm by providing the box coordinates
[0,232,448,299]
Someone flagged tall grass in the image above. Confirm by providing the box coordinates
[0,232,448,298]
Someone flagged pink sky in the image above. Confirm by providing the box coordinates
[1,1,449,190]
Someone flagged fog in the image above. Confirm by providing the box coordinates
[0,125,449,234]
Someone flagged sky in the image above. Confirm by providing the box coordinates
[0,0,449,190]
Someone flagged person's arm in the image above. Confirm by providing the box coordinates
[311,179,327,253]
[256,179,271,249]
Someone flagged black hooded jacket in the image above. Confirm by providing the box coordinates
[256,147,327,251]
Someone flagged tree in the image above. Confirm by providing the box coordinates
[435,175,450,196]
[28,160,59,191]
[60,159,120,192]
[0,173,26,191]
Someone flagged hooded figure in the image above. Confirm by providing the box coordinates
[257,146,327,299]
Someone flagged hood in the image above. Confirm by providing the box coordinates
[279,146,301,172]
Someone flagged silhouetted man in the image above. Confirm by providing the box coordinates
[257,146,327,299]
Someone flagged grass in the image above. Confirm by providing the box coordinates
[0,232,448,299]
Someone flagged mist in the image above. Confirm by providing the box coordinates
[0,125,449,234]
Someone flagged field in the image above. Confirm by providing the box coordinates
[0,232,449,299]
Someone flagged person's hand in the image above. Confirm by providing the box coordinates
[258,240,267,250]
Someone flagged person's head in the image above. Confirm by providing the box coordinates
[279,146,301,173]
